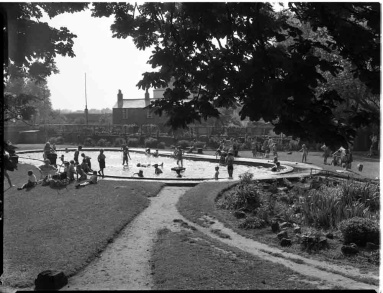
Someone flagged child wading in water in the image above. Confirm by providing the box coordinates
[98,149,106,178]
[18,170,37,190]
[176,146,183,167]
[226,152,234,179]
[133,170,144,177]
[214,166,219,180]
[122,147,131,166]
[154,164,163,175]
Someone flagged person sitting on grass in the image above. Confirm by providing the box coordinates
[38,159,58,180]
[75,163,87,181]
[154,164,163,175]
[18,170,37,190]
[133,170,144,177]
[67,160,76,181]
[75,171,98,188]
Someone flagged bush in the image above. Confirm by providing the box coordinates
[48,137,57,144]
[177,140,190,149]
[193,141,205,149]
[128,138,139,147]
[84,137,95,147]
[217,182,261,212]
[145,137,158,148]
[338,217,380,246]
[96,139,108,147]
[238,216,266,229]
[157,142,166,149]
[207,137,220,149]
[114,138,126,147]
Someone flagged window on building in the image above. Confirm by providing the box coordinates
[147,110,153,119]
[122,109,128,119]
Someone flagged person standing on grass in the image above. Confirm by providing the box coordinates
[226,152,235,179]
[299,144,308,163]
[98,149,106,178]
[122,147,131,165]
[321,143,330,165]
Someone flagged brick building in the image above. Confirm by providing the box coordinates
[112,88,167,126]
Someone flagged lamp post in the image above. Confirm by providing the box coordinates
[84,73,89,125]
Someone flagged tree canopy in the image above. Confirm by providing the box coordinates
[92,2,380,147]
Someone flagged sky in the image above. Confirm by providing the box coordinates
[43,9,153,111]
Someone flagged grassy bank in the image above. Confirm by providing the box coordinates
[176,181,379,283]
[152,228,319,290]
[3,163,163,288]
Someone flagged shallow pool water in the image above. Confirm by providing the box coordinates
[19,150,275,180]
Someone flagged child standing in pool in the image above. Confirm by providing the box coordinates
[122,147,131,165]
[214,166,219,180]
[98,149,106,178]
[226,152,234,179]
[176,146,183,167]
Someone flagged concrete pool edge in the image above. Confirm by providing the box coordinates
[16,148,321,183]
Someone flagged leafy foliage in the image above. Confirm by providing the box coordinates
[91,2,379,146]
[338,217,379,246]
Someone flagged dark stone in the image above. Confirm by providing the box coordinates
[293,226,301,234]
[325,232,334,239]
[318,238,329,249]
[277,230,288,240]
[280,222,292,229]
[271,221,280,233]
[341,244,359,255]
[233,211,246,219]
[35,270,68,291]
[280,238,292,247]
[366,242,379,250]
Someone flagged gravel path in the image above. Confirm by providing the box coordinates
[57,186,379,291]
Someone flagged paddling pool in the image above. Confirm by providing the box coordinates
[17,149,288,180]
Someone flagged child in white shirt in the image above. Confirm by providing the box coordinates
[18,170,37,190]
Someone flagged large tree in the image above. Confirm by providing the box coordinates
[92,2,379,147]
[2,3,88,123]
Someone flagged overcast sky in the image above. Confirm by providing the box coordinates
[43,9,153,111]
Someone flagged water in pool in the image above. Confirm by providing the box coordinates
[19,150,275,180]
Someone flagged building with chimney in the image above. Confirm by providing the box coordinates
[112,88,167,125]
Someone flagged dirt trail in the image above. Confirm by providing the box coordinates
[62,187,190,290]
[57,186,379,291]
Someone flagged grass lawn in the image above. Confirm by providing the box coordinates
[176,182,379,285]
[152,228,319,290]
[3,163,164,288]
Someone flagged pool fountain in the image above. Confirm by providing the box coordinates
[17,148,294,181]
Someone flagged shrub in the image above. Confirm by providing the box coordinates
[239,172,254,185]
[193,141,205,148]
[207,137,220,149]
[177,140,190,149]
[114,138,126,147]
[217,182,261,212]
[157,142,166,149]
[96,139,108,147]
[128,138,139,147]
[338,217,380,246]
[48,137,57,144]
[145,137,158,148]
[84,137,95,147]
[55,136,64,144]
[238,216,266,229]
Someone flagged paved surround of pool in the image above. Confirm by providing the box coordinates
[17,148,319,184]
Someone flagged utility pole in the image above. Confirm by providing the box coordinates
[85,73,89,125]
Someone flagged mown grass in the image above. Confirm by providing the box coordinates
[3,163,164,288]
[151,228,319,290]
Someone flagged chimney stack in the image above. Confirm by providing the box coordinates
[118,89,123,108]
[144,88,150,107]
